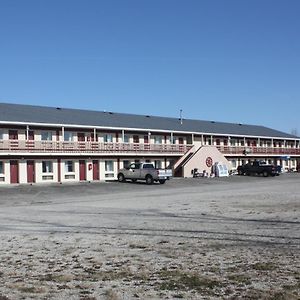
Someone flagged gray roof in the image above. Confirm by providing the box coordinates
[0,103,297,139]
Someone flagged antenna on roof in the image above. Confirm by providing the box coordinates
[180,109,183,125]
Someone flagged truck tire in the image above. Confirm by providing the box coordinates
[145,175,154,185]
[159,179,166,184]
[118,173,125,182]
[263,171,269,177]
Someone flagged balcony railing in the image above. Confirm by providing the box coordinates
[217,146,300,155]
[1,140,299,156]
[0,140,192,154]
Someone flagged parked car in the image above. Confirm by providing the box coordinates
[117,163,172,184]
[237,161,280,177]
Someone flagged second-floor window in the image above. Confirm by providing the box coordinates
[64,132,74,142]
[42,161,53,173]
[154,136,162,144]
[0,131,3,140]
[0,161,4,174]
[41,132,52,141]
[104,134,113,143]
[123,135,129,143]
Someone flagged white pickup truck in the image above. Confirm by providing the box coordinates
[117,163,172,184]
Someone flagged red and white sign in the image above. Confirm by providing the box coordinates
[206,157,213,168]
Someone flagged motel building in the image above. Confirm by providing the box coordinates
[0,103,299,185]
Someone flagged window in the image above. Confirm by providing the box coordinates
[41,131,52,141]
[65,161,74,172]
[231,160,237,168]
[154,136,162,144]
[42,161,53,173]
[105,161,114,172]
[104,134,113,143]
[154,160,162,169]
[0,161,4,174]
[129,163,140,170]
[123,135,129,143]
[123,160,130,169]
[0,131,3,140]
[230,139,236,146]
[143,163,154,169]
[64,132,74,142]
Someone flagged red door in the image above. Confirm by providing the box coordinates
[79,160,86,181]
[10,160,19,184]
[9,130,18,140]
[179,137,184,151]
[93,160,99,180]
[27,160,35,183]
[78,133,85,141]
[9,130,19,149]
[28,130,34,140]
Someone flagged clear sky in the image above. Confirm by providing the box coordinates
[0,0,299,135]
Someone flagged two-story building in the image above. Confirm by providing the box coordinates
[0,103,299,184]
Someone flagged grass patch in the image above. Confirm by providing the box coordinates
[251,262,276,271]
[40,273,73,282]
[159,269,221,292]
[227,273,252,285]
[129,244,148,249]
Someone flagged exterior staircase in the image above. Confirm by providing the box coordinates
[173,144,202,177]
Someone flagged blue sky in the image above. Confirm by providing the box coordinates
[0,0,299,134]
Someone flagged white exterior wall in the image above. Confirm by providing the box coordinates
[183,146,231,177]
[19,160,27,184]
[86,159,94,181]
[35,160,58,183]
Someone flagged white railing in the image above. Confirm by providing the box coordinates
[0,140,192,154]
[217,146,300,155]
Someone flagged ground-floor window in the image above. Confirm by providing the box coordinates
[0,161,4,181]
[65,161,74,173]
[42,161,54,180]
[42,161,53,173]
[231,160,237,168]
[64,161,75,179]
[105,160,114,178]
[123,160,130,169]
[154,160,162,169]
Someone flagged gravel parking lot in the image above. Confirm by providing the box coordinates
[0,174,299,299]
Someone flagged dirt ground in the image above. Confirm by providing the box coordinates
[0,174,299,299]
